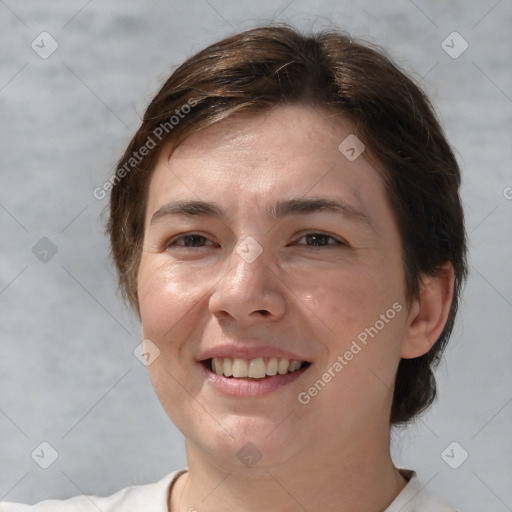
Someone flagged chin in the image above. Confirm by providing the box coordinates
[183,412,307,471]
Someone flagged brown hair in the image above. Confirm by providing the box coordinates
[106,24,467,425]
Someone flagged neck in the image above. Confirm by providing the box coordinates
[170,432,407,512]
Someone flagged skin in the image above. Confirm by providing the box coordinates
[137,104,454,512]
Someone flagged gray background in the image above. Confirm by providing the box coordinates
[1,1,511,510]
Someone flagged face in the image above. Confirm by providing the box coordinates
[138,105,410,471]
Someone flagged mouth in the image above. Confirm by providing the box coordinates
[203,356,311,379]
[199,356,312,397]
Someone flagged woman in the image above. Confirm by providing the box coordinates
[2,24,466,511]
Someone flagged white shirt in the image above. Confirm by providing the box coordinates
[0,469,458,511]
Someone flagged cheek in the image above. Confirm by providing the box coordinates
[138,259,207,425]
[307,263,405,366]
[312,268,386,331]
[138,258,203,337]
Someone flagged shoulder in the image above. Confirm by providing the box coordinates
[387,469,460,512]
[0,470,185,512]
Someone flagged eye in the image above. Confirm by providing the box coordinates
[294,232,346,247]
[166,233,215,249]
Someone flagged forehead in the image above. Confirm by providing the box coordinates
[145,104,390,225]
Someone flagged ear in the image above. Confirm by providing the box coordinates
[401,263,455,359]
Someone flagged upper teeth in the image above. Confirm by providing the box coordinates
[210,357,305,378]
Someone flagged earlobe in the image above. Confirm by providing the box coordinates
[401,264,455,359]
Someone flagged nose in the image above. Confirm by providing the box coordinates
[208,240,287,324]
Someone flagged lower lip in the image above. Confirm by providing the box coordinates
[199,363,310,397]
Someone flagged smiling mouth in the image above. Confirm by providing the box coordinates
[202,357,311,379]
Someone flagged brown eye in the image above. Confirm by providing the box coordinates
[296,232,346,247]
[167,234,213,248]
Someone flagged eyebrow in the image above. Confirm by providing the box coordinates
[150,197,373,229]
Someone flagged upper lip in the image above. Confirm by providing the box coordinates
[197,343,311,362]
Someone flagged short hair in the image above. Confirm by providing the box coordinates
[106,24,468,425]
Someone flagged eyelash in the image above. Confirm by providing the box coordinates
[165,232,346,249]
